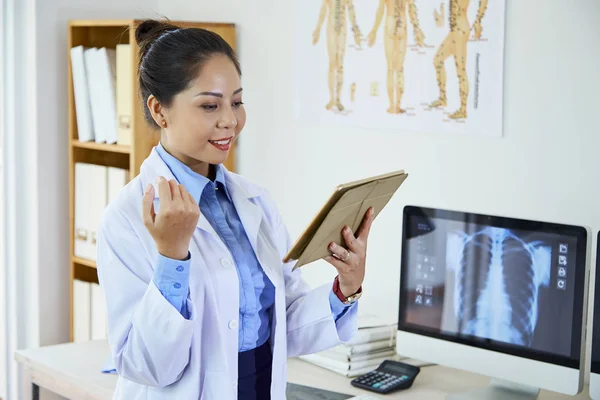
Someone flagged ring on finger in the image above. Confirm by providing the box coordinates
[341,250,350,261]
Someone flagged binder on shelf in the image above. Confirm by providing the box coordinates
[116,44,132,146]
[74,163,128,261]
[69,45,94,142]
[83,48,106,143]
[73,281,108,342]
[96,47,118,144]
[91,283,107,340]
[73,280,91,342]
[108,166,128,203]
[74,163,106,260]
[74,163,91,259]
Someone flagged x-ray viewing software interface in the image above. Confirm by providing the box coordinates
[402,215,579,358]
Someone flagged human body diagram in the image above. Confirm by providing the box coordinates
[430,0,488,119]
[311,0,490,121]
[367,0,425,114]
[312,0,362,112]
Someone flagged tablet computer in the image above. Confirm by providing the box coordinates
[283,169,408,270]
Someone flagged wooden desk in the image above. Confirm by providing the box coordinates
[15,341,115,400]
[14,340,592,399]
[287,357,592,399]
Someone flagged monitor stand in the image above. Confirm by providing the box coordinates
[447,379,540,400]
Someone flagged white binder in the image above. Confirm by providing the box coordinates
[74,163,108,261]
[74,163,90,259]
[90,283,107,340]
[108,167,128,204]
[69,46,94,142]
[73,280,91,342]
[83,48,106,143]
[96,47,118,144]
[116,44,132,146]
[88,164,108,260]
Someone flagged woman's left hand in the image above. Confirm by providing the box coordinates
[324,206,375,297]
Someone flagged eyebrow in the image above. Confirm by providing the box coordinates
[195,88,243,98]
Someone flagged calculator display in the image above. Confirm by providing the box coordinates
[381,362,410,375]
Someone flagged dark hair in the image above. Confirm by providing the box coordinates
[135,19,241,128]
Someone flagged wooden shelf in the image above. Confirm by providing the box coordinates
[73,264,99,285]
[72,256,96,269]
[69,19,134,28]
[72,140,131,154]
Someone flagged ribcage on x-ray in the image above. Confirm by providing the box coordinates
[458,232,492,330]
[453,227,549,347]
[502,236,537,345]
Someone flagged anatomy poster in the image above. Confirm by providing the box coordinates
[294,0,507,137]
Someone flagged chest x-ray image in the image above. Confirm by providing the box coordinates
[445,227,551,347]
[403,216,577,358]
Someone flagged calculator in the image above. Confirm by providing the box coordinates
[350,360,420,394]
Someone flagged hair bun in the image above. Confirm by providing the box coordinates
[135,19,179,46]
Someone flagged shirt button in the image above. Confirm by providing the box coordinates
[228,320,238,330]
[176,266,184,272]
[173,283,181,289]
[221,258,231,268]
[232,380,237,388]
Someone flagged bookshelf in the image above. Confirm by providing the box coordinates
[67,19,237,341]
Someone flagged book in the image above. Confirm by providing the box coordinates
[345,325,396,346]
[327,339,396,356]
[299,352,394,372]
[319,348,396,364]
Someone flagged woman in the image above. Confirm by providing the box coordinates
[97,18,375,400]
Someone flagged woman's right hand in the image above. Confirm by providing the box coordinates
[142,176,200,260]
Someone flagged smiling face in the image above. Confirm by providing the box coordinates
[148,54,246,177]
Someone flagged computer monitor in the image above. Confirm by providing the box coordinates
[589,231,600,399]
[396,206,590,399]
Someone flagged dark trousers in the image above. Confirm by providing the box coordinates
[238,340,273,400]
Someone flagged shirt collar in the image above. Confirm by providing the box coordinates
[155,142,232,204]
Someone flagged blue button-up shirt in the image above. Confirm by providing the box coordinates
[152,143,353,351]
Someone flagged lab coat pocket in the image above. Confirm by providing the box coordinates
[200,370,236,400]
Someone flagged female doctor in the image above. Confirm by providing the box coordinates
[97,19,375,400]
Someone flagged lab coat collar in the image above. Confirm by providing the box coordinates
[154,142,233,204]
[140,147,264,250]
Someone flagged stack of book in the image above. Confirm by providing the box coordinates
[298,313,399,377]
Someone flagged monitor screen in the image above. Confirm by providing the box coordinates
[591,231,600,374]
[398,206,587,369]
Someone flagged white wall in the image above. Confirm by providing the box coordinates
[158,0,600,380]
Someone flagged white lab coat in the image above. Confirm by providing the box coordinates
[96,147,359,399]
